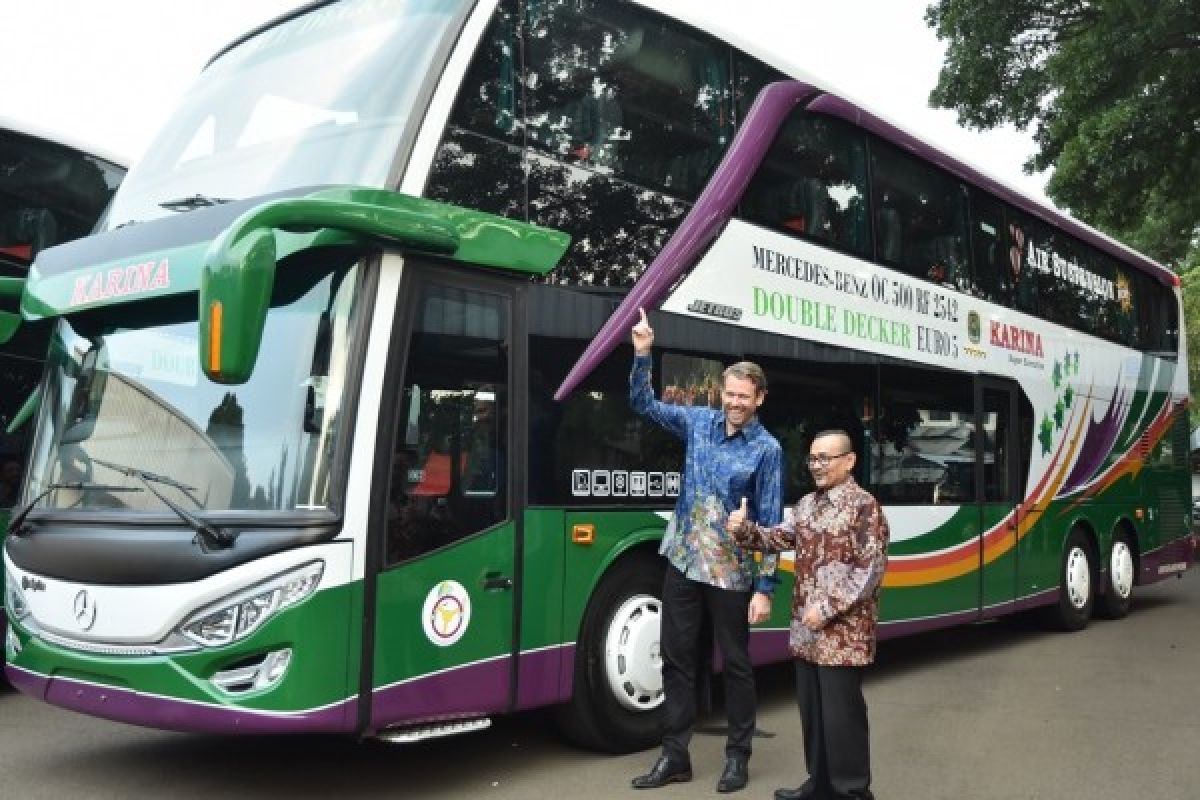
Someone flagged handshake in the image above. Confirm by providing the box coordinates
[726,497,749,534]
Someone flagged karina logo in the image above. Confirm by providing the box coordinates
[686,299,742,321]
[21,575,45,592]
[990,320,1044,357]
[73,589,97,631]
[966,311,981,344]
[69,258,172,307]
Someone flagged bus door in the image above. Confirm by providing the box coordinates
[977,376,1021,615]
[369,265,518,730]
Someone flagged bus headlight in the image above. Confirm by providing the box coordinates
[5,570,31,622]
[177,561,324,648]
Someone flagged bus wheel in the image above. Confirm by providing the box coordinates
[1048,528,1095,631]
[1097,529,1134,619]
[553,553,665,753]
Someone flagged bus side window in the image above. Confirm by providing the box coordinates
[385,282,508,566]
[0,207,59,264]
[740,110,871,259]
[870,139,971,289]
[874,366,974,506]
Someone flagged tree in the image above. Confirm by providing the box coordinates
[925,0,1200,266]
[926,0,1200,422]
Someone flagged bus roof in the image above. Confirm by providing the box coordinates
[0,114,129,170]
[200,0,1174,286]
[633,0,1176,287]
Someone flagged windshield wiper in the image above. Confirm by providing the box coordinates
[7,482,143,537]
[92,458,235,550]
[158,193,232,212]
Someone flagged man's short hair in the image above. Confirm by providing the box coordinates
[812,428,853,452]
[723,361,767,393]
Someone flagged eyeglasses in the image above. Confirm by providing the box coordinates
[806,452,851,468]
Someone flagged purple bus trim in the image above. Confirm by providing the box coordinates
[5,663,357,734]
[1138,537,1194,584]
[553,79,1178,402]
[806,93,1177,288]
[553,80,818,402]
[7,647,575,735]
[877,587,1061,640]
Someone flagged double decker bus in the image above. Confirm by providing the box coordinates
[0,119,125,652]
[4,0,1192,751]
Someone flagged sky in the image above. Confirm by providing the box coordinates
[0,0,1052,205]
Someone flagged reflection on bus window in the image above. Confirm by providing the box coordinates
[871,139,971,292]
[874,366,974,505]
[742,111,871,258]
[386,282,508,565]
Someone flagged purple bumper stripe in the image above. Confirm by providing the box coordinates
[5,665,356,734]
[748,629,791,664]
[1139,537,1195,583]
[553,80,817,402]
[516,644,572,711]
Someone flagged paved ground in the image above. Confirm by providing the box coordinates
[1,568,1196,799]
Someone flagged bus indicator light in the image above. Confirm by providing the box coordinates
[1135,508,1144,520]
[208,301,223,374]
[572,523,595,545]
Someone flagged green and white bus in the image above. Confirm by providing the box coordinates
[4,0,1192,751]
[0,118,125,652]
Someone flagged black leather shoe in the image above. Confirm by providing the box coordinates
[773,784,816,800]
[631,756,692,789]
[716,756,749,793]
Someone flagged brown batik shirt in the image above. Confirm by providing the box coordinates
[734,477,889,666]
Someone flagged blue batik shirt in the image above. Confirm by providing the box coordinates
[630,354,783,592]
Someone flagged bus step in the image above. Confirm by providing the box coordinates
[375,716,492,743]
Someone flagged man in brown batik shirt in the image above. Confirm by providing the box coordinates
[727,429,888,800]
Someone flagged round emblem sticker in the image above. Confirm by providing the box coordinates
[422,580,472,647]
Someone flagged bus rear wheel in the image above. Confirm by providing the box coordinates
[1097,528,1134,619]
[553,553,665,753]
[1048,528,1095,631]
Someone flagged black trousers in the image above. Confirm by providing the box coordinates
[794,659,872,800]
[660,564,755,763]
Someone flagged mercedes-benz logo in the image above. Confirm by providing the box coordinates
[73,589,97,631]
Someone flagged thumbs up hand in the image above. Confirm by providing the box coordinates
[726,496,749,534]
[632,307,655,355]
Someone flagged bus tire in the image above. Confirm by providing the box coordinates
[553,553,665,753]
[1048,528,1095,631]
[1097,528,1134,619]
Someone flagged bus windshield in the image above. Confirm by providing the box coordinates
[104,0,470,230]
[24,256,363,515]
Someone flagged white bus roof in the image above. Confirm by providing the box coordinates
[633,0,1174,283]
[0,113,129,169]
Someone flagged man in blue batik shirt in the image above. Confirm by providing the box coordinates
[629,308,783,795]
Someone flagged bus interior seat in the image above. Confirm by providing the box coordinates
[927,234,963,285]
[772,177,828,235]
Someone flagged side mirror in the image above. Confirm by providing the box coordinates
[199,227,276,384]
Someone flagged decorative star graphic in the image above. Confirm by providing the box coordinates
[1054,398,1065,429]
[1039,414,1054,455]
[1052,360,1062,389]
[1064,385,1074,408]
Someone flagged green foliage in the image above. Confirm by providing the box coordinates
[1182,263,1200,425]
[927,0,1200,420]
[926,0,1200,267]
